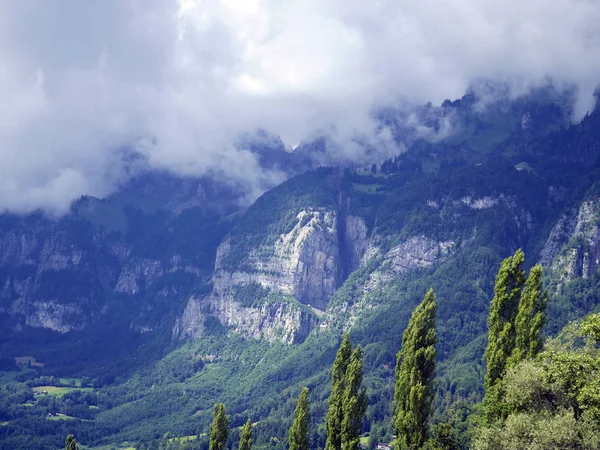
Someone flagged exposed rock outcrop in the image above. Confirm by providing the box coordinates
[543,198,600,287]
[175,209,369,343]
[174,294,318,344]
[214,209,368,310]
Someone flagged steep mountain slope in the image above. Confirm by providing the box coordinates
[1,90,600,449]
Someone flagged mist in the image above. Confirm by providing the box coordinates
[1,0,599,214]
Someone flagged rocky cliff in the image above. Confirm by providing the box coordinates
[542,195,600,288]
[175,208,368,343]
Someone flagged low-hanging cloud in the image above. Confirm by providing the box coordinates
[1,0,600,214]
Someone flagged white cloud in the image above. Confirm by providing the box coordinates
[0,0,599,214]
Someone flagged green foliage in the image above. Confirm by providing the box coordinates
[239,418,253,450]
[484,253,550,423]
[483,250,525,421]
[326,334,352,450]
[341,347,367,450]
[474,315,600,449]
[65,434,78,450]
[580,313,600,341]
[484,250,526,386]
[325,335,367,450]
[209,404,230,450]
[394,289,437,450]
[289,388,310,450]
[509,264,547,365]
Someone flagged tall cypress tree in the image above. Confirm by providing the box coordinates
[239,418,253,450]
[509,264,547,365]
[342,346,368,450]
[326,334,352,450]
[289,387,311,450]
[65,435,78,450]
[209,403,230,450]
[484,250,525,392]
[394,288,437,450]
[484,255,547,422]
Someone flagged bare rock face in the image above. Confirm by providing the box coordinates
[543,198,600,287]
[0,217,205,333]
[175,209,369,343]
[24,302,88,333]
[174,294,318,344]
[345,215,369,269]
[214,209,370,311]
[0,225,111,333]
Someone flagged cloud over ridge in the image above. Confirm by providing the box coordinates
[1,0,600,214]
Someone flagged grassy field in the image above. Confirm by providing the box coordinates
[47,413,76,421]
[33,385,92,397]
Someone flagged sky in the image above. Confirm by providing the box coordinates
[1,0,600,214]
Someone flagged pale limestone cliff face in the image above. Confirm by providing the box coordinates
[175,209,369,343]
[174,293,317,344]
[24,301,88,333]
[460,196,499,209]
[543,198,600,287]
[214,209,368,310]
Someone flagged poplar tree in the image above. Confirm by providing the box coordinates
[342,346,368,450]
[483,249,525,419]
[326,334,352,450]
[239,418,253,450]
[326,334,367,450]
[65,435,79,450]
[509,264,547,365]
[209,403,230,450]
[289,387,311,450]
[393,289,437,450]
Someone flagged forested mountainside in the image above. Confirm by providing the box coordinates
[1,90,600,449]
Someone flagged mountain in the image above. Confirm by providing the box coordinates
[1,88,600,449]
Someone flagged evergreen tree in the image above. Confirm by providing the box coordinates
[289,387,311,450]
[483,249,525,420]
[341,346,368,450]
[239,418,253,450]
[508,264,547,366]
[65,434,78,450]
[394,289,437,450]
[209,403,230,450]
[326,334,352,450]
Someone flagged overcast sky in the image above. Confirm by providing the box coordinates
[1,0,600,214]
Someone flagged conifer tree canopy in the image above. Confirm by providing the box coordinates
[394,288,437,450]
[483,250,548,422]
[239,418,253,450]
[509,264,547,365]
[326,334,367,450]
[210,403,230,450]
[65,434,79,450]
[326,334,352,450]
[289,387,311,450]
[342,346,368,450]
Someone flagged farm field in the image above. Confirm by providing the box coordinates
[32,385,92,397]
